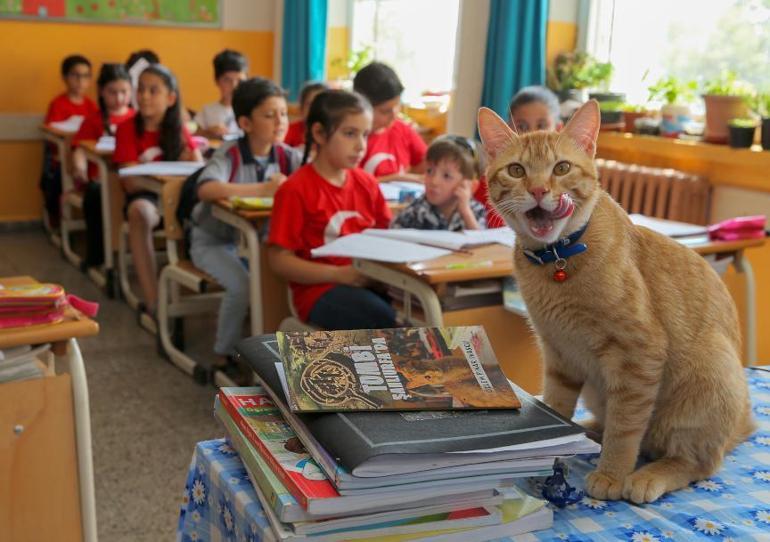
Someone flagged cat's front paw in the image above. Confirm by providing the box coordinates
[585,469,624,501]
[622,469,668,504]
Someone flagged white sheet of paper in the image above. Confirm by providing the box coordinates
[630,214,706,237]
[49,115,84,133]
[118,161,203,177]
[311,233,450,262]
[363,228,484,250]
[463,227,516,248]
[95,136,115,152]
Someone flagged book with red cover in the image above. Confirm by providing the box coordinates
[218,388,338,509]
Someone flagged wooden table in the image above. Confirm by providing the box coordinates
[354,235,766,391]
[0,276,99,542]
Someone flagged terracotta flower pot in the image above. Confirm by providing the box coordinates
[703,95,749,144]
[623,111,648,133]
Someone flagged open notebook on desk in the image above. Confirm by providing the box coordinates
[118,161,203,177]
[311,228,516,263]
[48,116,84,133]
[379,181,426,201]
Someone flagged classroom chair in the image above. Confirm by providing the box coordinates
[278,289,319,332]
[155,177,226,385]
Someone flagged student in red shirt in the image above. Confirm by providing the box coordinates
[42,55,99,226]
[114,64,202,317]
[284,81,327,148]
[268,89,396,329]
[353,62,427,182]
[70,63,134,267]
[45,55,99,124]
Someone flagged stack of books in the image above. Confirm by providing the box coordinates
[214,326,599,541]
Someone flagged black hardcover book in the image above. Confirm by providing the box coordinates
[236,334,593,476]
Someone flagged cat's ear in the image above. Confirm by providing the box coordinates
[477,107,517,161]
[561,100,600,157]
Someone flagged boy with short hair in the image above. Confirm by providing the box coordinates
[392,135,486,231]
[190,77,301,379]
[195,49,249,139]
[353,61,426,181]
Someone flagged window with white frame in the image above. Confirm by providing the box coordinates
[350,0,461,103]
[585,0,770,107]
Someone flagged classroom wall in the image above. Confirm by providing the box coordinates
[0,0,275,223]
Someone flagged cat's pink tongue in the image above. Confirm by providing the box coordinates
[552,194,575,219]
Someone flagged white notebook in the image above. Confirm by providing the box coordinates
[118,161,203,177]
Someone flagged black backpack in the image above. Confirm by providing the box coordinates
[176,143,290,231]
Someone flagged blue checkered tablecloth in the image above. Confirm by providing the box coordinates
[178,367,770,542]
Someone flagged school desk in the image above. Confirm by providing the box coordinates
[177,367,770,541]
[0,276,99,542]
[353,235,766,392]
[77,140,121,297]
[39,124,78,246]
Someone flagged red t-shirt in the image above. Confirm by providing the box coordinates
[44,93,98,124]
[359,119,427,177]
[73,108,135,145]
[473,177,506,228]
[284,119,306,148]
[73,109,135,180]
[113,119,195,164]
[268,164,392,321]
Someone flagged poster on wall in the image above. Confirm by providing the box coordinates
[0,0,221,27]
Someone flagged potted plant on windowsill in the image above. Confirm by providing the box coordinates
[547,51,613,104]
[702,71,754,144]
[727,118,758,148]
[756,93,770,151]
[646,76,696,138]
[622,104,651,133]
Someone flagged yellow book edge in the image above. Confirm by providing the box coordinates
[230,196,274,210]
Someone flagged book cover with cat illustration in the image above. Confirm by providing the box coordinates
[277,326,521,412]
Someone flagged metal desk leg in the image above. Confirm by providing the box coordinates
[733,251,756,365]
[354,260,444,326]
[63,338,98,542]
[243,225,263,337]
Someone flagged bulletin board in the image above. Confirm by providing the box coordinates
[0,0,221,27]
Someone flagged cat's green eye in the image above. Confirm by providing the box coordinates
[553,161,571,176]
[507,163,526,178]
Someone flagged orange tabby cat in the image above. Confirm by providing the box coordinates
[477,100,754,503]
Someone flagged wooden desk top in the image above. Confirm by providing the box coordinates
[0,276,99,349]
[40,124,77,139]
[378,236,768,285]
[78,139,113,158]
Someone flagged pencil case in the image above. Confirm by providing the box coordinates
[708,215,767,241]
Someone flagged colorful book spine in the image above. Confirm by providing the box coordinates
[218,389,339,508]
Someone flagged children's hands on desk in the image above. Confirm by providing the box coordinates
[261,173,287,196]
[335,266,371,287]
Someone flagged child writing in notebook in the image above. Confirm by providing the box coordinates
[353,62,426,181]
[71,63,135,268]
[42,54,99,226]
[392,135,486,231]
[190,77,301,373]
[268,89,396,330]
[283,81,328,148]
[473,85,563,228]
[195,49,248,139]
[114,64,201,318]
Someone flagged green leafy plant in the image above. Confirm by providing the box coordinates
[547,52,614,91]
[728,117,758,128]
[750,92,770,118]
[647,76,697,105]
[703,71,755,98]
[330,46,374,79]
[598,101,625,112]
[622,103,647,113]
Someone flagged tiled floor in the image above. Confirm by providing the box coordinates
[1,229,223,541]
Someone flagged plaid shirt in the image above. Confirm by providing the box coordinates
[391,195,487,231]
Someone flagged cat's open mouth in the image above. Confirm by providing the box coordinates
[524,194,575,238]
